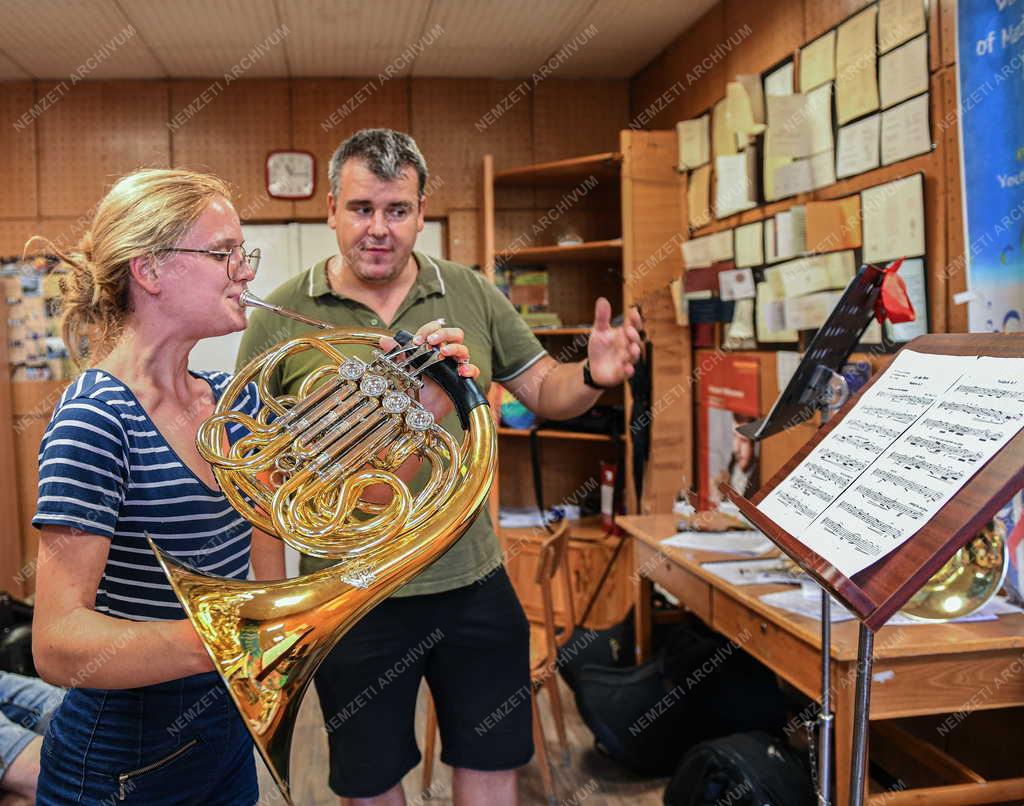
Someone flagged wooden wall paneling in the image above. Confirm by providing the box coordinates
[0,82,38,219]
[941,67,968,333]
[30,216,91,254]
[38,81,170,218]
[531,79,629,164]
[0,220,42,257]
[493,208,543,252]
[546,262,622,327]
[723,0,804,79]
[630,5,728,127]
[804,0,874,42]
[12,380,67,597]
[0,296,25,596]
[446,208,479,267]
[289,78,411,220]
[941,0,958,66]
[410,79,534,215]
[170,79,293,221]
[929,0,943,70]
[622,130,690,513]
[497,438,610,509]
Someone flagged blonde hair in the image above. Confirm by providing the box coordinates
[27,169,233,367]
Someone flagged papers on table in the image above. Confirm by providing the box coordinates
[661,530,775,556]
[688,163,712,228]
[879,35,929,109]
[836,5,880,125]
[878,0,927,54]
[836,113,881,178]
[800,30,836,93]
[677,115,710,170]
[702,558,800,586]
[760,589,1023,624]
[861,174,925,262]
[757,349,1024,578]
[734,221,764,267]
[881,92,932,165]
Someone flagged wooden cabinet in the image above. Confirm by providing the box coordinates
[481,131,691,628]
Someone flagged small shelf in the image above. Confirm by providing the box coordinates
[498,427,617,442]
[495,238,623,264]
[531,327,590,336]
[494,152,622,187]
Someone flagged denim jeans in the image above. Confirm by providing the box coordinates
[37,671,256,805]
[0,671,65,778]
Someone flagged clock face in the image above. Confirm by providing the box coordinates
[266,151,315,199]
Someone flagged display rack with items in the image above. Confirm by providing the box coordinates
[482,131,690,627]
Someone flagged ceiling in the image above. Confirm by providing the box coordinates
[0,0,717,82]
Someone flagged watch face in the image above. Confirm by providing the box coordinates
[266,151,315,199]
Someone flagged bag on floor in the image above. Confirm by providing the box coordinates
[573,622,787,776]
[0,592,36,676]
[663,731,815,806]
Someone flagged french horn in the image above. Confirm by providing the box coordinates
[149,290,495,805]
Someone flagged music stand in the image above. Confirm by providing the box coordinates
[725,332,1024,806]
[733,261,895,806]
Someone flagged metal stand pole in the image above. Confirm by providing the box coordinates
[849,624,875,806]
[817,591,833,806]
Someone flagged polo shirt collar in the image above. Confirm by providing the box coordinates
[307,251,446,301]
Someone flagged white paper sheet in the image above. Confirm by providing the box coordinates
[720,268,757,301]
[682,236,712,269]
[761,589,1022,624]
[836,114,881,178]
[879,35,929,109]
[862,174,925,262]
[677,115,711,169]
[708,229,735,262]
[881,92,932,165]
[715,153,757,217]
[660,530,775,556]
[775,207,807,260]
[735,221,764,267]
[886,258,929,341]
[757,350,1024,577]
[764,61,795,97]
[702,558,802,586]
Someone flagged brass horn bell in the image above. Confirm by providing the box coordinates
[150,291,495,805]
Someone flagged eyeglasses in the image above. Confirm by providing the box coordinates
[163,244,261,281]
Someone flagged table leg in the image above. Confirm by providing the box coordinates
[635,574,653,664]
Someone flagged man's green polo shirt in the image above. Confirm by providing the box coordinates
[234,251,547,596]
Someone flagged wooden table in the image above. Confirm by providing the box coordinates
[620,514,1024,806]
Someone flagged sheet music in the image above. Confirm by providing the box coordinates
[757,350,1024,577]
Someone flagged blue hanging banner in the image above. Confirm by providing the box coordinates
[956,0,1024,332]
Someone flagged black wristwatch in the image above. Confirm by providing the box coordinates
[582,359,611,390]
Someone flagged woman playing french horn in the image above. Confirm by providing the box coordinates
[28,168,478,805]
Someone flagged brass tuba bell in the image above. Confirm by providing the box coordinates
[149,290,495,805]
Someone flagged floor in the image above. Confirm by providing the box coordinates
[255,676,669,806]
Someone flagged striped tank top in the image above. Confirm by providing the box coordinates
[32,369,260,622]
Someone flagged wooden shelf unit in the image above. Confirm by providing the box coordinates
[481,134,691,628]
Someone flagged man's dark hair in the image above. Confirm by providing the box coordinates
[328,128,429,198]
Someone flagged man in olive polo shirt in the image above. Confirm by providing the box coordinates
[236,128,643,806]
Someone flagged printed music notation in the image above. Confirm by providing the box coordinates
[791,476,834,503]
[854,484,926,519]
[758,350,1024,577]
[837,501,902,539]
[888,451,964,482]
[847,419,901,441]
[921,418,1002,443]
[958,384,1024,402]
[820,449,869,473]
[834,432,886,454]
[938,400,1022,425]
[906,434,983,463]
[805,461,853,487]
[870,468,943,503]
[860,405,916,425]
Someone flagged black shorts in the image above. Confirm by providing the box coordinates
[312,566,534,798]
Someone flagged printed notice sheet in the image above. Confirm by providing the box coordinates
[757,350,1024,577]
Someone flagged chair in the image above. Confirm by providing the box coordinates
[420,520,573,805]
